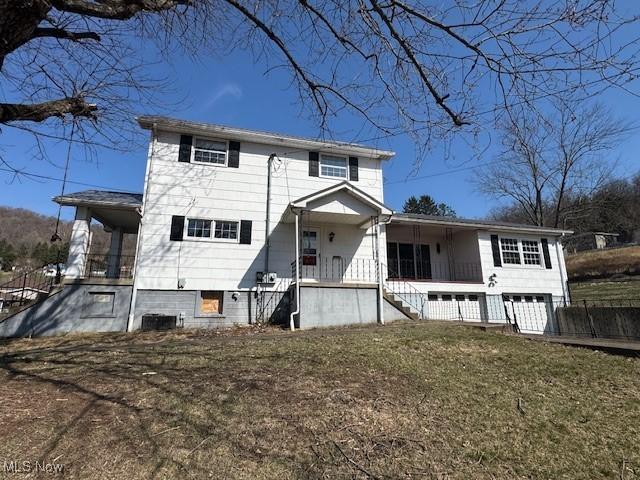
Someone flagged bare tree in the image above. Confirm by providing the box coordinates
[1,1,640,172]
[477,101,633,228]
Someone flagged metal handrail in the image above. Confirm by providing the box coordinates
[381,262,427,319]
[0,265,55,315]
[256,278,292,324]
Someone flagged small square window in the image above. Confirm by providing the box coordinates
[536,296,545,303]
[442,294,452,301]
[428,294,438,301]
[455,295,465,301]
[320,155,348,178]
[469,295,479,302]
[83,292,115,317]
[187,219,212,238]
[512,295,522,302]
[524,296,534,303]
[200,291,223,314]
[214,221,238,240]
[193,138,227,165]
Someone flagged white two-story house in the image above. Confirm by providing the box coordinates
[0,117,571,337]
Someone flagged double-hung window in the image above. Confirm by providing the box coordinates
[320,154,348,178]
[500,238,521,264]
[521,240,541,265]
[193,138,227,165]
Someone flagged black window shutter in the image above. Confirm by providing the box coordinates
[170,216,185,241]
[349,156,359,181]
[239,220,252,244]
[541,238,552,269]
[490,234,502,267]
[228,141,240,168]
[309,151,319,177]
[178,135,192,163]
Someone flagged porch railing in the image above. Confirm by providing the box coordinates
[0,266,55,316]
[382,262,427,319]
[292,257,379,283]
[83,254,135,279]
[388,260,482,282]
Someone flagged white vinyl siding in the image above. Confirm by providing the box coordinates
[193,138,227,165]
[320,154,348,179]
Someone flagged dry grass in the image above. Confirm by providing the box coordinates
[570,278,640,301]
[566,245,640,280]
[1,322,639,479]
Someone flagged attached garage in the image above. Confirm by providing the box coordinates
[503,294,555,334]
[427,293,485,322]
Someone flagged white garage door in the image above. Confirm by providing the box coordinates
[503,294,552,334]
[427,293,484,322]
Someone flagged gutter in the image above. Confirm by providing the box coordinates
[289,211,300,331]
[391,216,572,236]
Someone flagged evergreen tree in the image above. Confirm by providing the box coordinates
[403,195,457,217]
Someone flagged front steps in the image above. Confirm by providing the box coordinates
[383,290,421,320]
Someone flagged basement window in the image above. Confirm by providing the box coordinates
[200,291,223,315]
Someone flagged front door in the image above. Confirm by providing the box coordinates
[398,243,415,278]
[302,229,319,266]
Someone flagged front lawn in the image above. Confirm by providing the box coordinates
[0,323,638,479]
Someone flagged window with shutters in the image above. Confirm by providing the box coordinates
[193,137,227,165]
[500,238,521,264]
[522,240,542,265]
[186,218,239,243]
[214,221,238,240]
[320,154,348,178]
[199,291,223,315]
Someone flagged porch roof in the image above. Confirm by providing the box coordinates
[54,190,142,234]
[284,182,393,227]
[391,213,573,236]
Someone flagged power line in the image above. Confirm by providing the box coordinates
[0,167,140,193]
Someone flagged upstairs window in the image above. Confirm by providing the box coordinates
[500,238,521,264]
[187,219,212,238]
[214,221,238,240]
[193,138,227,165]
[320,154,348,178]
[522,240,541,265]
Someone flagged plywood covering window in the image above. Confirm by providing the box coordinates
[200,291,223,314]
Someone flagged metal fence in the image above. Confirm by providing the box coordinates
[83,254,135,279]
[0,267,55,316]
[425,295,640,340]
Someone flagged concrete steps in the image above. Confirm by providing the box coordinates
[383,291,420,320]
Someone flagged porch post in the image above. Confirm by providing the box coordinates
[289,210,300,331]
[65,206,91,279]
[106,227,123,278]
[375,217,385,325]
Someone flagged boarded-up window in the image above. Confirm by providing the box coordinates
[200,291,223,314]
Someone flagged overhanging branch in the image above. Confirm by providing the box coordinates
[0,97,98,123]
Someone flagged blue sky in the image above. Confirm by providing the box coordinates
[1,28,639,221]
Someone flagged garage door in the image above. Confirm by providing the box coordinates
[427,293,484,322]
[503,294,553,334]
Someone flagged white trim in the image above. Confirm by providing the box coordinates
[184,217,240,244]
[290,182,393,216]
[191,136,229,167]
[499,237,546,270]
[319,153,348,180]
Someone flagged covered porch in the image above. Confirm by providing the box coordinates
[386,215,484,283]
[54,190,143,283]
[283,182,393,285]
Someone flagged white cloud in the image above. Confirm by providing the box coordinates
[205,83,243,108]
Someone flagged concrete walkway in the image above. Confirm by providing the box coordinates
[522,334,640,356]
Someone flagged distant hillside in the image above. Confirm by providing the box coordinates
[0,206,74,249]
[0,206,134,270]
[566,245,640,281]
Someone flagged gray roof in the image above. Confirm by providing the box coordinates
[391,213,572,236]
[54,190,143,209]
[137,115,395,159]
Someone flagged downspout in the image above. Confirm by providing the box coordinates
[554,233,570,304]
[264,154,275,275]
[289,210,300,331]
[126,123,157,332]
[375,217,384,325]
